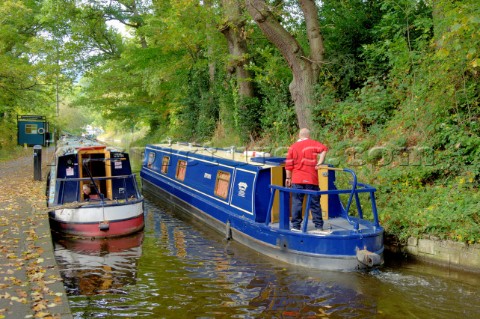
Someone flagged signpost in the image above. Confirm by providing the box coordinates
[17,115,49,147]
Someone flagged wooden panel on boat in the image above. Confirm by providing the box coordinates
[78,148,112,200]
[318,167,329,220]
[270,166,284,223]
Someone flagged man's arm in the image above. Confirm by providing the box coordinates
[316,150,327,168]
[285,147,294,186]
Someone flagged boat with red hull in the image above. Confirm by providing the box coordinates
[47,134,144,238]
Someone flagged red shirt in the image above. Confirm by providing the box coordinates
[285,138,328,185]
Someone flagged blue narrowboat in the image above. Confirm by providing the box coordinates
[140,142,384,270]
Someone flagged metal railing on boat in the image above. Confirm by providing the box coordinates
[265,167,380,232]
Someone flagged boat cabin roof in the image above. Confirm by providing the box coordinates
[148,142,285,168]
[55,135,121,157]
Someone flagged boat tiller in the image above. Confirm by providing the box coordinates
[356,249,382,267]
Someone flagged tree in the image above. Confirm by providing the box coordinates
[86,0,150,49]
[245,0,325,129]
[0,1,47,114]
[220,0,254,99]
[220,0,262,141]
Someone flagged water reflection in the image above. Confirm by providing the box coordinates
[52,199,480,319]
[53,232,143,296]
[137,201,380,318]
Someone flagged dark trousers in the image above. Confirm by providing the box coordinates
[291,184,323,229]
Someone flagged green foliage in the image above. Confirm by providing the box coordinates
[0,115,18,151]
[0,0,54,115]
[178,66,219,142]
[256,81,298,145]
[73,46,169,127]
[314,78,397,139]
[313,0,479,245]
[234,96,261,142]
[380,181,480,244]
[361,0,433,89]
[247,46,297,145]
[319,0,383,96]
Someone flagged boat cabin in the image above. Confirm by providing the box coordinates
[49,139,140,206]
[142,143,344,225]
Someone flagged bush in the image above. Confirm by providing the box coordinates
[379,181,480,244]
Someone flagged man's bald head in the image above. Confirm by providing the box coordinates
[299,128,310,139]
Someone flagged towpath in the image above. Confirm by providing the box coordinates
[0,148,72,319]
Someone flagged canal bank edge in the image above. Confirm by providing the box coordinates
[386,236,480,273]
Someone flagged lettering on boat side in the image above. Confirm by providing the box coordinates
[237,182,248,197]
[204,173,212,179]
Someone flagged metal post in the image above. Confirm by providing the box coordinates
[33,145,42,181]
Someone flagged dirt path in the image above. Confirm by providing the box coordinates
[0,150,48,209]
[0,148,71,318]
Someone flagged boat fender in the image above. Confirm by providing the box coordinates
[99,221,110,231]
[356,249,382,267]
[225,220,232,240]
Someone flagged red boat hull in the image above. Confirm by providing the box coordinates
[49,214,145,238]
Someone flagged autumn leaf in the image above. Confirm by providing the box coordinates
[33,303,47,311]
[10,296,28,303]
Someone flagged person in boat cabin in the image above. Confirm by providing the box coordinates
[285,128,328,232]
[82,184,100,201]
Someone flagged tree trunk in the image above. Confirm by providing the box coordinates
[220,0,254,98]
[245,0,325,129]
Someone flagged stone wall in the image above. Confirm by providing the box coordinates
[402,237,480,273]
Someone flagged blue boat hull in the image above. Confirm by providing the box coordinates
[141,167,384,271]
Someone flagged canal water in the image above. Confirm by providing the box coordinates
[53,196,480,319]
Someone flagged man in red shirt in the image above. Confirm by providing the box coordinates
[285,128,328,232]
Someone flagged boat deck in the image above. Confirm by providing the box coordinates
[269,217,375,236]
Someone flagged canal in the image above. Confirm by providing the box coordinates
[53,196,480,319]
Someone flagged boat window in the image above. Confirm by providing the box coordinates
[176,160,187,181]
[214,171,230,199]
[161,156,170,174]
[147,152,156,168]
